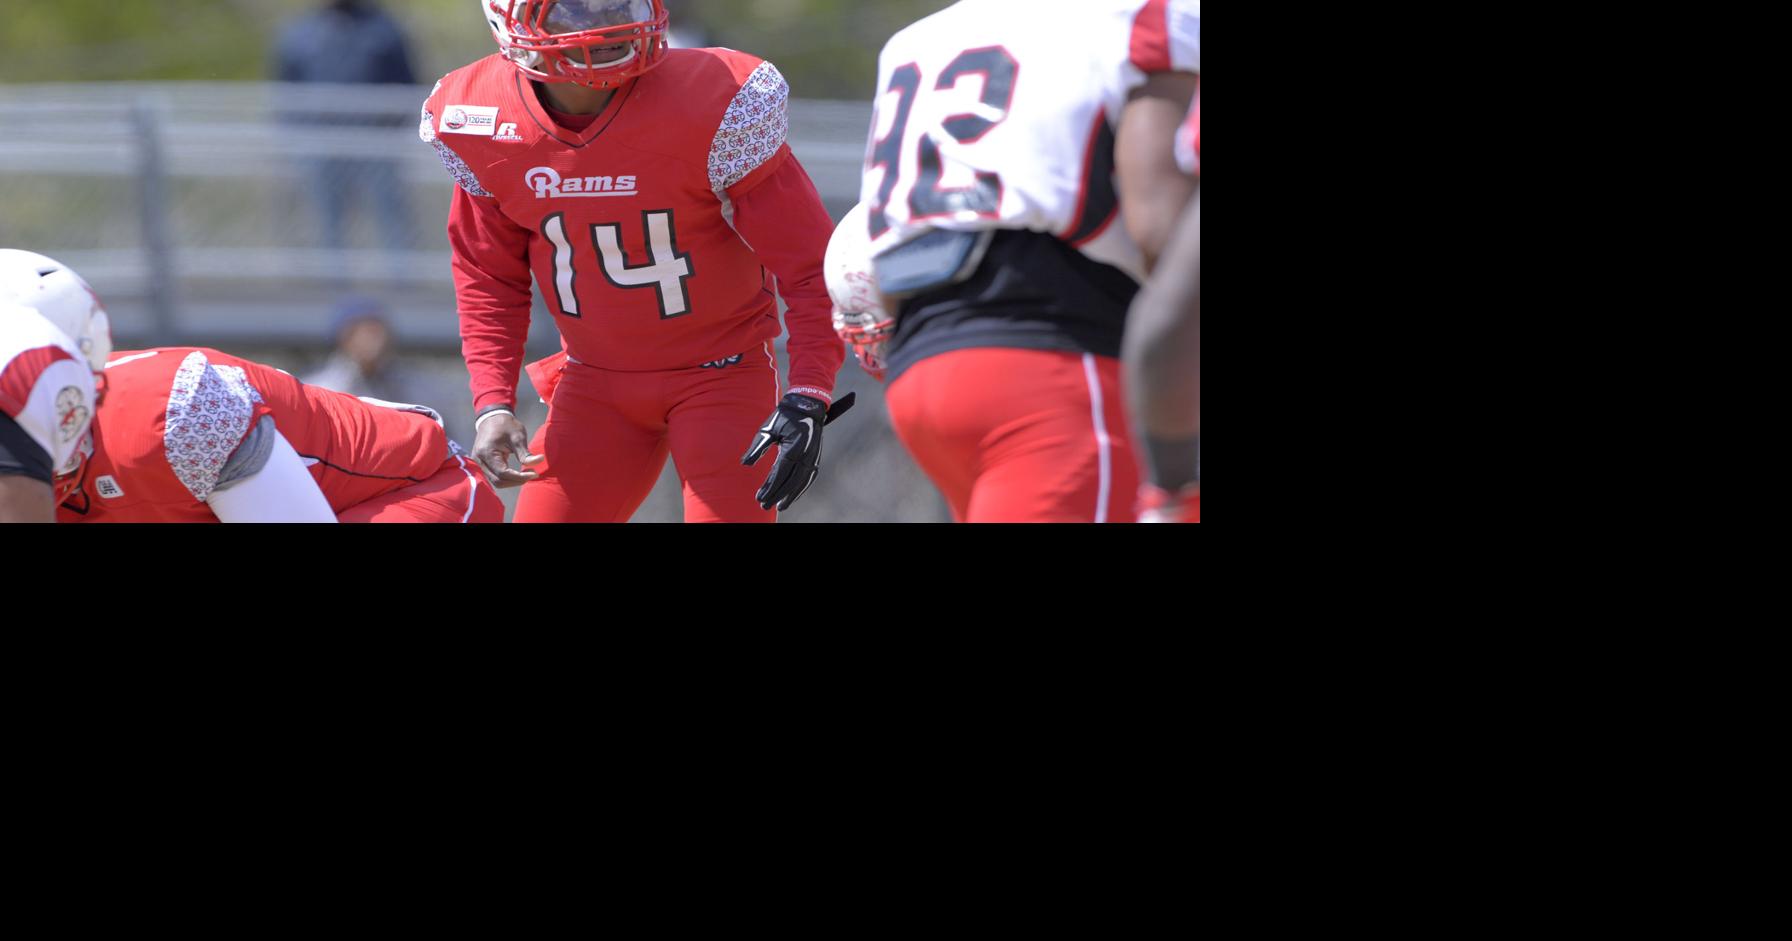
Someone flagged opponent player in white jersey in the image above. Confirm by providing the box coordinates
[855,0,1199,522]
[0,251,111,523]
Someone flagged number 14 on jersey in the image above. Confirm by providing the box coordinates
[540,209,696,319]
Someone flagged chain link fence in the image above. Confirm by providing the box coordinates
[0,82,947,522]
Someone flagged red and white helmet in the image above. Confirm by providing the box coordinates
[825,204,895,381]
[480,0,669,88]
[0,249,113,372]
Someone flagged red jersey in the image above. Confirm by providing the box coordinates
[57,348,450,523]
[423,49,844,413]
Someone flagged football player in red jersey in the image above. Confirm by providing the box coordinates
[425,1,848,522]
[1123,89,1199,523]
[54,345,504,524]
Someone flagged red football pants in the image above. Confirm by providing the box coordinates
[337,454,505,523]
[885,348,1139,523]
[513,347,781,523]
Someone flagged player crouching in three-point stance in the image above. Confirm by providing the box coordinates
[848,0,1199,522]
[1,250,501,524]
[57,345,505,524]
[430,1,848,522]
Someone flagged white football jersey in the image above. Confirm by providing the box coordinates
[0,304,97,476]
[862,0,1200,282]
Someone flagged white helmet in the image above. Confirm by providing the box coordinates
[826,204,894,379]
[0,250,113,371]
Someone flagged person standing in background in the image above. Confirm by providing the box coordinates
[274,0,420,259]
[303,296,472,446]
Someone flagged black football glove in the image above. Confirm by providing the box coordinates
[741,392,856,511]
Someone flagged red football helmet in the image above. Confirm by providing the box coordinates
[481,0,670,88]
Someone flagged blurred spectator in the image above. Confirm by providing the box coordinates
[273,0,418,259]
[303,297,474,444]
[275,0,417,86]
[304,298,404,396]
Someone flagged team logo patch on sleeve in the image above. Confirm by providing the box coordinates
[440,105,501,136]
[55,386,89,442]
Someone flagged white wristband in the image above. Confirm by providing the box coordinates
[475,408,515,433]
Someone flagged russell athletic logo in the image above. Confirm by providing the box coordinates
[525,166,639,199]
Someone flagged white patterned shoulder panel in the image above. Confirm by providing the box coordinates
[424,113,495,197]
[709,61,791,194]
[164,351,265,504]
[418,80,443,144]
[421,80,494,198]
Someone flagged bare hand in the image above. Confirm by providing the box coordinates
[473,412,544,489]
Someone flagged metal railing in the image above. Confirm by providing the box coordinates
[0,81,871,348]
[0,82,949,522]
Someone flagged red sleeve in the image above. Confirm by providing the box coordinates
[0,345,74,420]
[448,187,536,413]
[1129,0,1172,72]
[728,153,844,403]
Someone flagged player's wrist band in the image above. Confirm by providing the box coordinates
[475,406,515,432]
[787,386,832,406]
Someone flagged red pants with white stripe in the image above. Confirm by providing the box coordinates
[337,454,505,523]
[513,348,780,523]
[885,348,1140,523]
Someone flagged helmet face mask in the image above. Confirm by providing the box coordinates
[482,0,669,88]
[0,249,114,372]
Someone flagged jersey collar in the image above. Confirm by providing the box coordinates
[516,72,636,149]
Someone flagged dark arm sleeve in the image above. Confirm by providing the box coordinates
[0,413,53,484]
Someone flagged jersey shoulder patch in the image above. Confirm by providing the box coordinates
[164,350,266,503]
[0,343,75,421]
[421,67,502,197]
[1,312,93,472]
[709,60,790,193]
